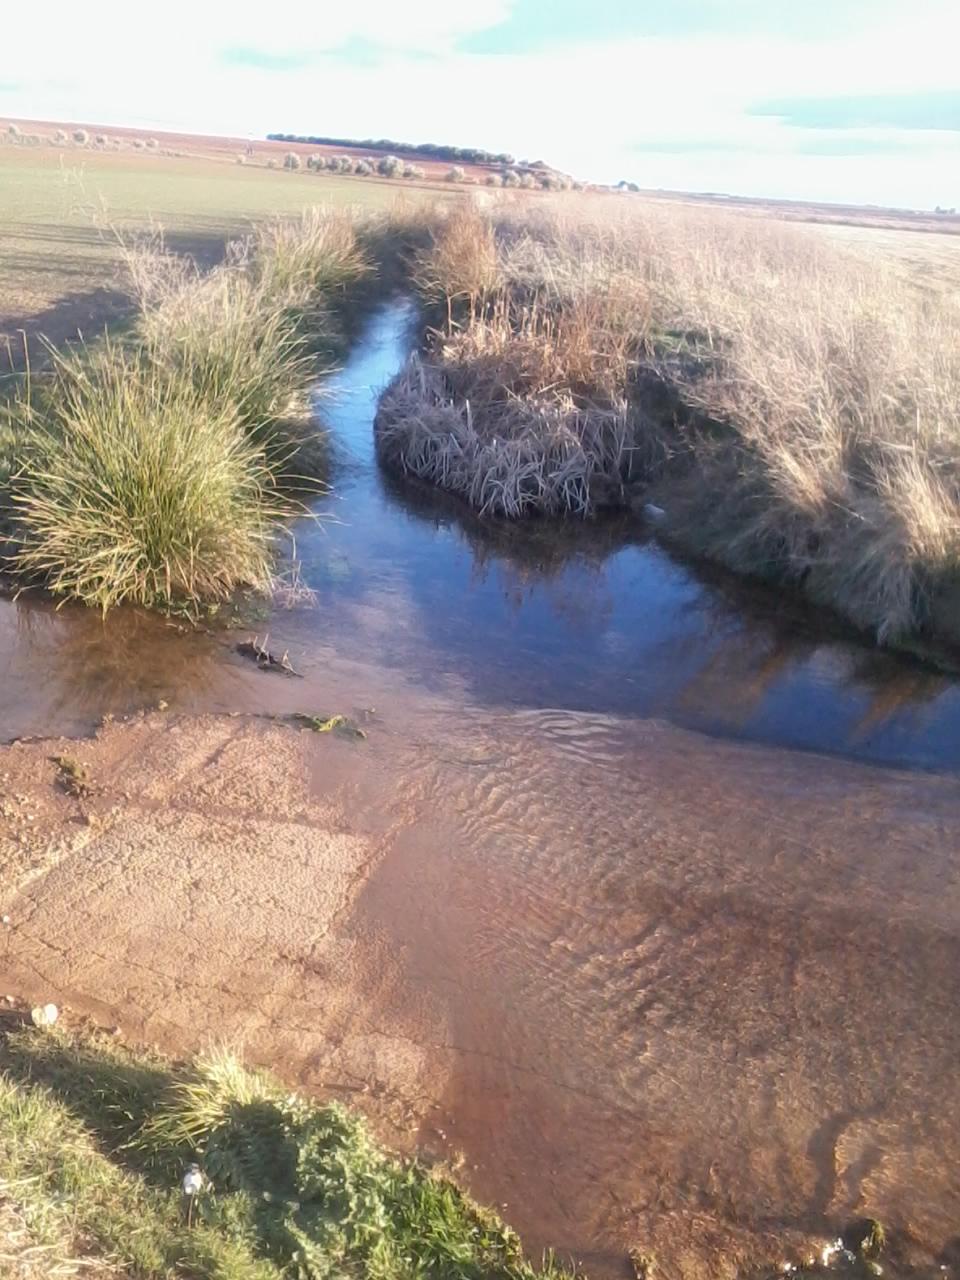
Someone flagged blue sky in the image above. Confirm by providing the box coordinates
[1,0,958,208]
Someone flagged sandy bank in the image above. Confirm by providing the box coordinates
[1,707,958,1279]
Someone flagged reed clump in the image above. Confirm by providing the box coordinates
[376,200,960,644]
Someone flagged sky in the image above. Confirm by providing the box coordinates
[1,0,958,208]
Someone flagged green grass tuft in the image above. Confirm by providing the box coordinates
[0,1027,572,1280]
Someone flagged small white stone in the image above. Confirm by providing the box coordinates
[30,1002,58,1028]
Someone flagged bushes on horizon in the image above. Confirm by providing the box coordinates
[72,128,89,145]
[283,151,302,170]
[447,165,467,182]
[377,153,403,178]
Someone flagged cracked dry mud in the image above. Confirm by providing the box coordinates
[1,705,958,1279]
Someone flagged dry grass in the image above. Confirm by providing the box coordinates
[2,207,376,613]
[376,200,960,644]
[8,341,287,614]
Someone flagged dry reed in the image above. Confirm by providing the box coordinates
[376,200,960,643]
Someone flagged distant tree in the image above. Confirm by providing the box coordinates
[146,137,159,149]
[53,128,68,143]
[501,169,521,188]
[519,173,537,189]
[484,172,502,186]
[446,165,467,182]
[6,123,20,138]
[354,159,373,175]
[72,129,89,145]
[95,134,108,147]
[262,130,578,179]
[283,151,302,170]
[132,138,146,149]
[402,163,425,179]
[377,154,403,177]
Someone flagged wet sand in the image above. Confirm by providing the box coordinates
[1,693,958,1279]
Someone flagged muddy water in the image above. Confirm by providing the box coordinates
[3,299,960,765]
[2,302,960,1275]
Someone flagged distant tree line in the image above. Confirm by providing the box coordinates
[267,132,517,167]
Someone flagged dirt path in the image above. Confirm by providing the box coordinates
[1,707,958,1279]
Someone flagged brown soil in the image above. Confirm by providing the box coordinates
[1,116,501,183]
[1,704,958,1279]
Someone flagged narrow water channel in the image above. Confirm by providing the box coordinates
[1,303,958,1277]
[2,297,960,769]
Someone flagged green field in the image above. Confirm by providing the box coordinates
[0,145,433,359]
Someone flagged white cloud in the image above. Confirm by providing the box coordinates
[0,0,957,206]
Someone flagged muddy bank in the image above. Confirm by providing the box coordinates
[1,702,958,1278]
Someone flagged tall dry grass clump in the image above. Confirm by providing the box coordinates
[635,208,960,639]
[377,199,960,644]
[128,244,318,465]
[9,343,287,613]
[251,207,370,315]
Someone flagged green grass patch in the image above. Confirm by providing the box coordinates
[0,1024,571,1280]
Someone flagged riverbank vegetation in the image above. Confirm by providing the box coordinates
[0,1020,569,1279]
[2,174,959,647]
[375,200,960,645]
[0,208,372,613]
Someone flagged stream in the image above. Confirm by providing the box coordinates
[1,300,959,1276]
[3,299,960,766]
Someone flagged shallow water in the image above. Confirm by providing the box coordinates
[3,298,960,768]
[1,303,959,1275]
